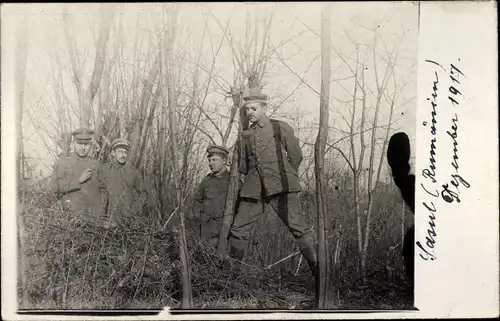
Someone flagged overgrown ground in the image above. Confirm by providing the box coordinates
[18,182,414,310]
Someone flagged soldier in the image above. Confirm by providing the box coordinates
[387,132,415,285]
[49,128,100,215]
[97,138,148,227]
[228,88,318,289]
[192,144,234,248]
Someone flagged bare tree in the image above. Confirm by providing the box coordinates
[62,4,115,129]
[215,7,274,255]
[161,5,193,308]
[314,3,332,309]
[128,55,161,167]
[329,28,413,281]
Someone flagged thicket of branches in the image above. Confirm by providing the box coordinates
[17,3,416,309]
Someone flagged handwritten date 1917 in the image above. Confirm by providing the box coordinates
[418,59,470,261]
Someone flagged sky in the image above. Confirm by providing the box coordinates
[2,2,418,182]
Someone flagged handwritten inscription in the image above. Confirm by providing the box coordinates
[418,59,471,260]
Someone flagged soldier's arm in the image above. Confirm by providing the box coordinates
[51,157,81,196]
[280,121,303,170]
[192,177,207,220]
[237,137,247,175]
[97,166,109,215]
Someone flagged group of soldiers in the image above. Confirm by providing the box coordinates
[50,130,149,227]
[50,86,416,303]
[50,89,320,298]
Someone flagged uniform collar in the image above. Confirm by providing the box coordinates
[72,153,89,161]
[251,115,270,129]
[110,160,126,168]
[210,167,229,177]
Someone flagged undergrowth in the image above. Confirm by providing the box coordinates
[18,182,414,310]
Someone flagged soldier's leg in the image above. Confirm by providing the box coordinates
[228,198,263,262]
[269,193,318,292]
[203,219,220,249]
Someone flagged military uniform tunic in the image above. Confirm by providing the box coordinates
[239,115,303,198]
[97,161,147,224]
[229,115,314,255]
[49,153,101,215]
[192,168,232,246]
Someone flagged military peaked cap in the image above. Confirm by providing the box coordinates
[71,128,94,142]
[207,144,229,156]
[242,87,268,104]
[111,138,131,151]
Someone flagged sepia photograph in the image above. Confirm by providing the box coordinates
[7,1,423,312]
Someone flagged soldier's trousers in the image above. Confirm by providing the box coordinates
[228,192,314,257]
[201,218,222,248]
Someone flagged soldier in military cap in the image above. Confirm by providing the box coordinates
[192,144,238,248]
[97,138,148,227]
[228,88,319,290]
[49,128,101,215]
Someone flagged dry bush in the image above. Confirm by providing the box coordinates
[19,171,413,309]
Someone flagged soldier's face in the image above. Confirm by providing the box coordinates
[74,141,91,157]
[245,102,265,124]
[112,148,129,164]
[208,154,225,173]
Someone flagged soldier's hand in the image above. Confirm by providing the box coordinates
[79,168,93,183]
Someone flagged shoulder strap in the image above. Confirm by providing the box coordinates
[270,119,285,147]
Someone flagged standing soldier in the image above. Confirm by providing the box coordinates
[387,132,415,285]
[192,144,235,248]
[97,138,148,227]
[50,128,100,215]
[228,88,318,287]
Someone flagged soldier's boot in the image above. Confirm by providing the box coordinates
[300,244,320,305]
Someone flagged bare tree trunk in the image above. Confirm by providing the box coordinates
[130,55,161,167]
[179,33,206,194]
[216,86,244,255]
[156,107,167,227]
[360,38,396,280]
[15,12,30,306]
[62,4,115,129]
[356,66,367,280]
[349,47,363,280]
[163,6,193,308]
[375,68,398,185]
[215,8,273,254]
[136,82,161,169]
[62,5,84,121]
[314,4,331,308]
[221,89,241,146]
[81,5,115,128]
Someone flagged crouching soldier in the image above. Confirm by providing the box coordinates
[192,144,238,248]
[49,128,101,216]
[97,138,148,228]
[227,88,318,295]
